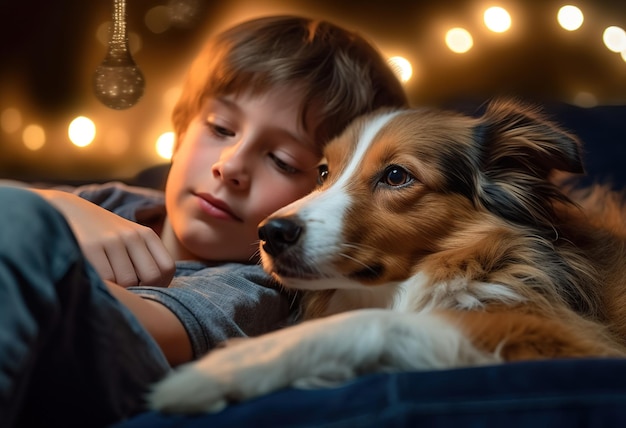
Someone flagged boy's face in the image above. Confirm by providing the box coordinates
[163,87,323,262]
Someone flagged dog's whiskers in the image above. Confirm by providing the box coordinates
[338,251,377,273]
[340,242,380,253]
[249,240,262,264]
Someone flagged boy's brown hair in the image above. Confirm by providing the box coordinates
[172,15,408,150]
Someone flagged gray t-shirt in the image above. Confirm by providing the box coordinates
[73,182,294,359]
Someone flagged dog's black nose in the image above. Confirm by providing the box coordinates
[258,218,302,257]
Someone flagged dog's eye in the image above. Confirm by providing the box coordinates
[317,164,329,185]
[382,165,412,187]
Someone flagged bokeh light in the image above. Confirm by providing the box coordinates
[68,116,96,148]
[445,28,474,53]
[387,56,413,82]
[603,26,626,53]
[1,108,22,133]
[484,7,511,33]
[145,6,171,34]
[573,91,598,108]
[557,5,584,31]
[4,2,626,183]
[22,124,46,151]
[156,131,175,159]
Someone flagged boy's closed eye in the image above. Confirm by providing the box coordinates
[206,121,236,138]
[268,153,301,174]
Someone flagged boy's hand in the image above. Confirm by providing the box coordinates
[37,189,175,287]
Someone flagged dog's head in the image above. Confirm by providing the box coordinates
[258,100,584,290]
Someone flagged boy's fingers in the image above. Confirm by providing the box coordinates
[122,230,174,288]
[104,239,141,288]
[144,235,176,286]
[87,247,117,284]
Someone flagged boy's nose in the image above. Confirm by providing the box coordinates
[212,145,251,189]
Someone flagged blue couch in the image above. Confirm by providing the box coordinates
[116,359,626,427]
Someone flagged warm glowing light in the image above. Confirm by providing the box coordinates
[96,22,110,46]
[68,116,96,148]
[128,32,142,55]
[445,28,474,53]
[22,124,45,151]
[484,7,511,33]
[156,131,175,159]
[557,5,584,31]
[621,50,626,62]
[1,108,22,133]
[387,56,413,82]
[603,26,626,53]
[573,92,597,108]
[145,6,171,34]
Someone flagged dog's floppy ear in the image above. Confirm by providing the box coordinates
[477,100,584,176]
[473,99,584,229]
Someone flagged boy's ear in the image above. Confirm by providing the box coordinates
[472,100,584,228]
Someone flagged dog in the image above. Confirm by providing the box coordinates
[148,100,626,413]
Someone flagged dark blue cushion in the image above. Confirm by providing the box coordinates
[115,358,626,428]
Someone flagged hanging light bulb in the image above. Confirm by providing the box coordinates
[93,0,145,110]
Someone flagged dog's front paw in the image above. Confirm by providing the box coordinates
[148,364,229,414]
[147,334,296,414]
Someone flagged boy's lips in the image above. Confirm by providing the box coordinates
[195,192,242,222]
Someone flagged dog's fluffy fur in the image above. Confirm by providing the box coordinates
[149,100,626,413]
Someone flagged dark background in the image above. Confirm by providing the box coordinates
[1,0,625,183]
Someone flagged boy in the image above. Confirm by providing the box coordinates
[0,15,408,427]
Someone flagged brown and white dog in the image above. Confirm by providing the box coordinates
[149,100,626,413]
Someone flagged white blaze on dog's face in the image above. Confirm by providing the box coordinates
[258,107,486,291]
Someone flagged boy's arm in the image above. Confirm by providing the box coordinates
[104,280,193,366]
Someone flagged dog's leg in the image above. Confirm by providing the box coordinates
[446,309,624,360]
[148,309,496,414]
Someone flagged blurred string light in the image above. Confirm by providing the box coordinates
[445,28,473,53]
[166,0,202,28]
[483,7,511,33]
[93,0,145,110]
[573,91,598,108]
[6,2,626,177]
[145,0,202,34]
[68,116,96,148]
[22,125,45,151]
[387,56,413,82]
[1,108,22,133]
[603,26,626,53]
[557,5,584,31]
[145,6,171,34]
[156,132,175,159]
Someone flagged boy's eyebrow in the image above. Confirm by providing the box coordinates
[213,96,239,111]
[213,95,317,151]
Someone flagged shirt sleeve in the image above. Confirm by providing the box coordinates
[127,263,294,359]
[70,181,166,222]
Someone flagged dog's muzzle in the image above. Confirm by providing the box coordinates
[258,217,303,257]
